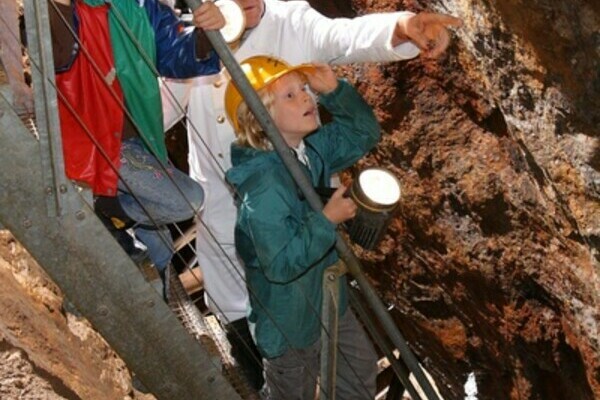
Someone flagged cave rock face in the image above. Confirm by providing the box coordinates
[310,0,599,398]
[0,0,598,399]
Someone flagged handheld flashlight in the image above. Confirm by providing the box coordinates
[345,168,402,250]
[312,168,402,250]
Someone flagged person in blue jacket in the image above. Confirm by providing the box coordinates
[225,55,381,399]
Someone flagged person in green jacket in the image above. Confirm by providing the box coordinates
[225,55,381,399]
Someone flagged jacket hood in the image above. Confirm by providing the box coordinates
[226,143,283,187]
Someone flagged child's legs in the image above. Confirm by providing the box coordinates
[116,138,203,268]
[134,226,172,272]
[335,308,378,399]
[263,340,320,400]
[117,138,204,226]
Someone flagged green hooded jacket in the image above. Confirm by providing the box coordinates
[226,80,381,358]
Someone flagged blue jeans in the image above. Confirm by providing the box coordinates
[117,138,204,271]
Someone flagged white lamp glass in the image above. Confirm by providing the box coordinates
[358,169,401,206]
[216,0,246,44]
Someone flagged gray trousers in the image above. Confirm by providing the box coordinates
[262,308,377,400]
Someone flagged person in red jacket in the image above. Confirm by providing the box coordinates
[49,0,223,295]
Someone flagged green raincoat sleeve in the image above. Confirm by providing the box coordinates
[239,169,338,284]
[307,80,381,173]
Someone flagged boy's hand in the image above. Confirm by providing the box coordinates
[192,2,226,31]
[323,185,357,225]
[304,63,338,95]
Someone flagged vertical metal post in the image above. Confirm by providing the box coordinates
[24,0,74,217]
[320,261,347,399]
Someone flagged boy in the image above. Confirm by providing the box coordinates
[162,1,460,388]
[225,56,380,399]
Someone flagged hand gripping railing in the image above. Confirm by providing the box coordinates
[182,0,442,398]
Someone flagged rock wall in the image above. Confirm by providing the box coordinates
[307,0,599,398]
[0,232,153,400]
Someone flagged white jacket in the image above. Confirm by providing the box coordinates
[162,0,420,322]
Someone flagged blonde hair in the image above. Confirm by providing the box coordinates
[234,71,308,151]
[235,87,276,151]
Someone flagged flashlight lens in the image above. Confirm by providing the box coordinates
[359,169,401,206]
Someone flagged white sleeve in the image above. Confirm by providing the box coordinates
[160,78,193,131]
[288,2,420,64]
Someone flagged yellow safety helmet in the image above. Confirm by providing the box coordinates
[224,56,314,132]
